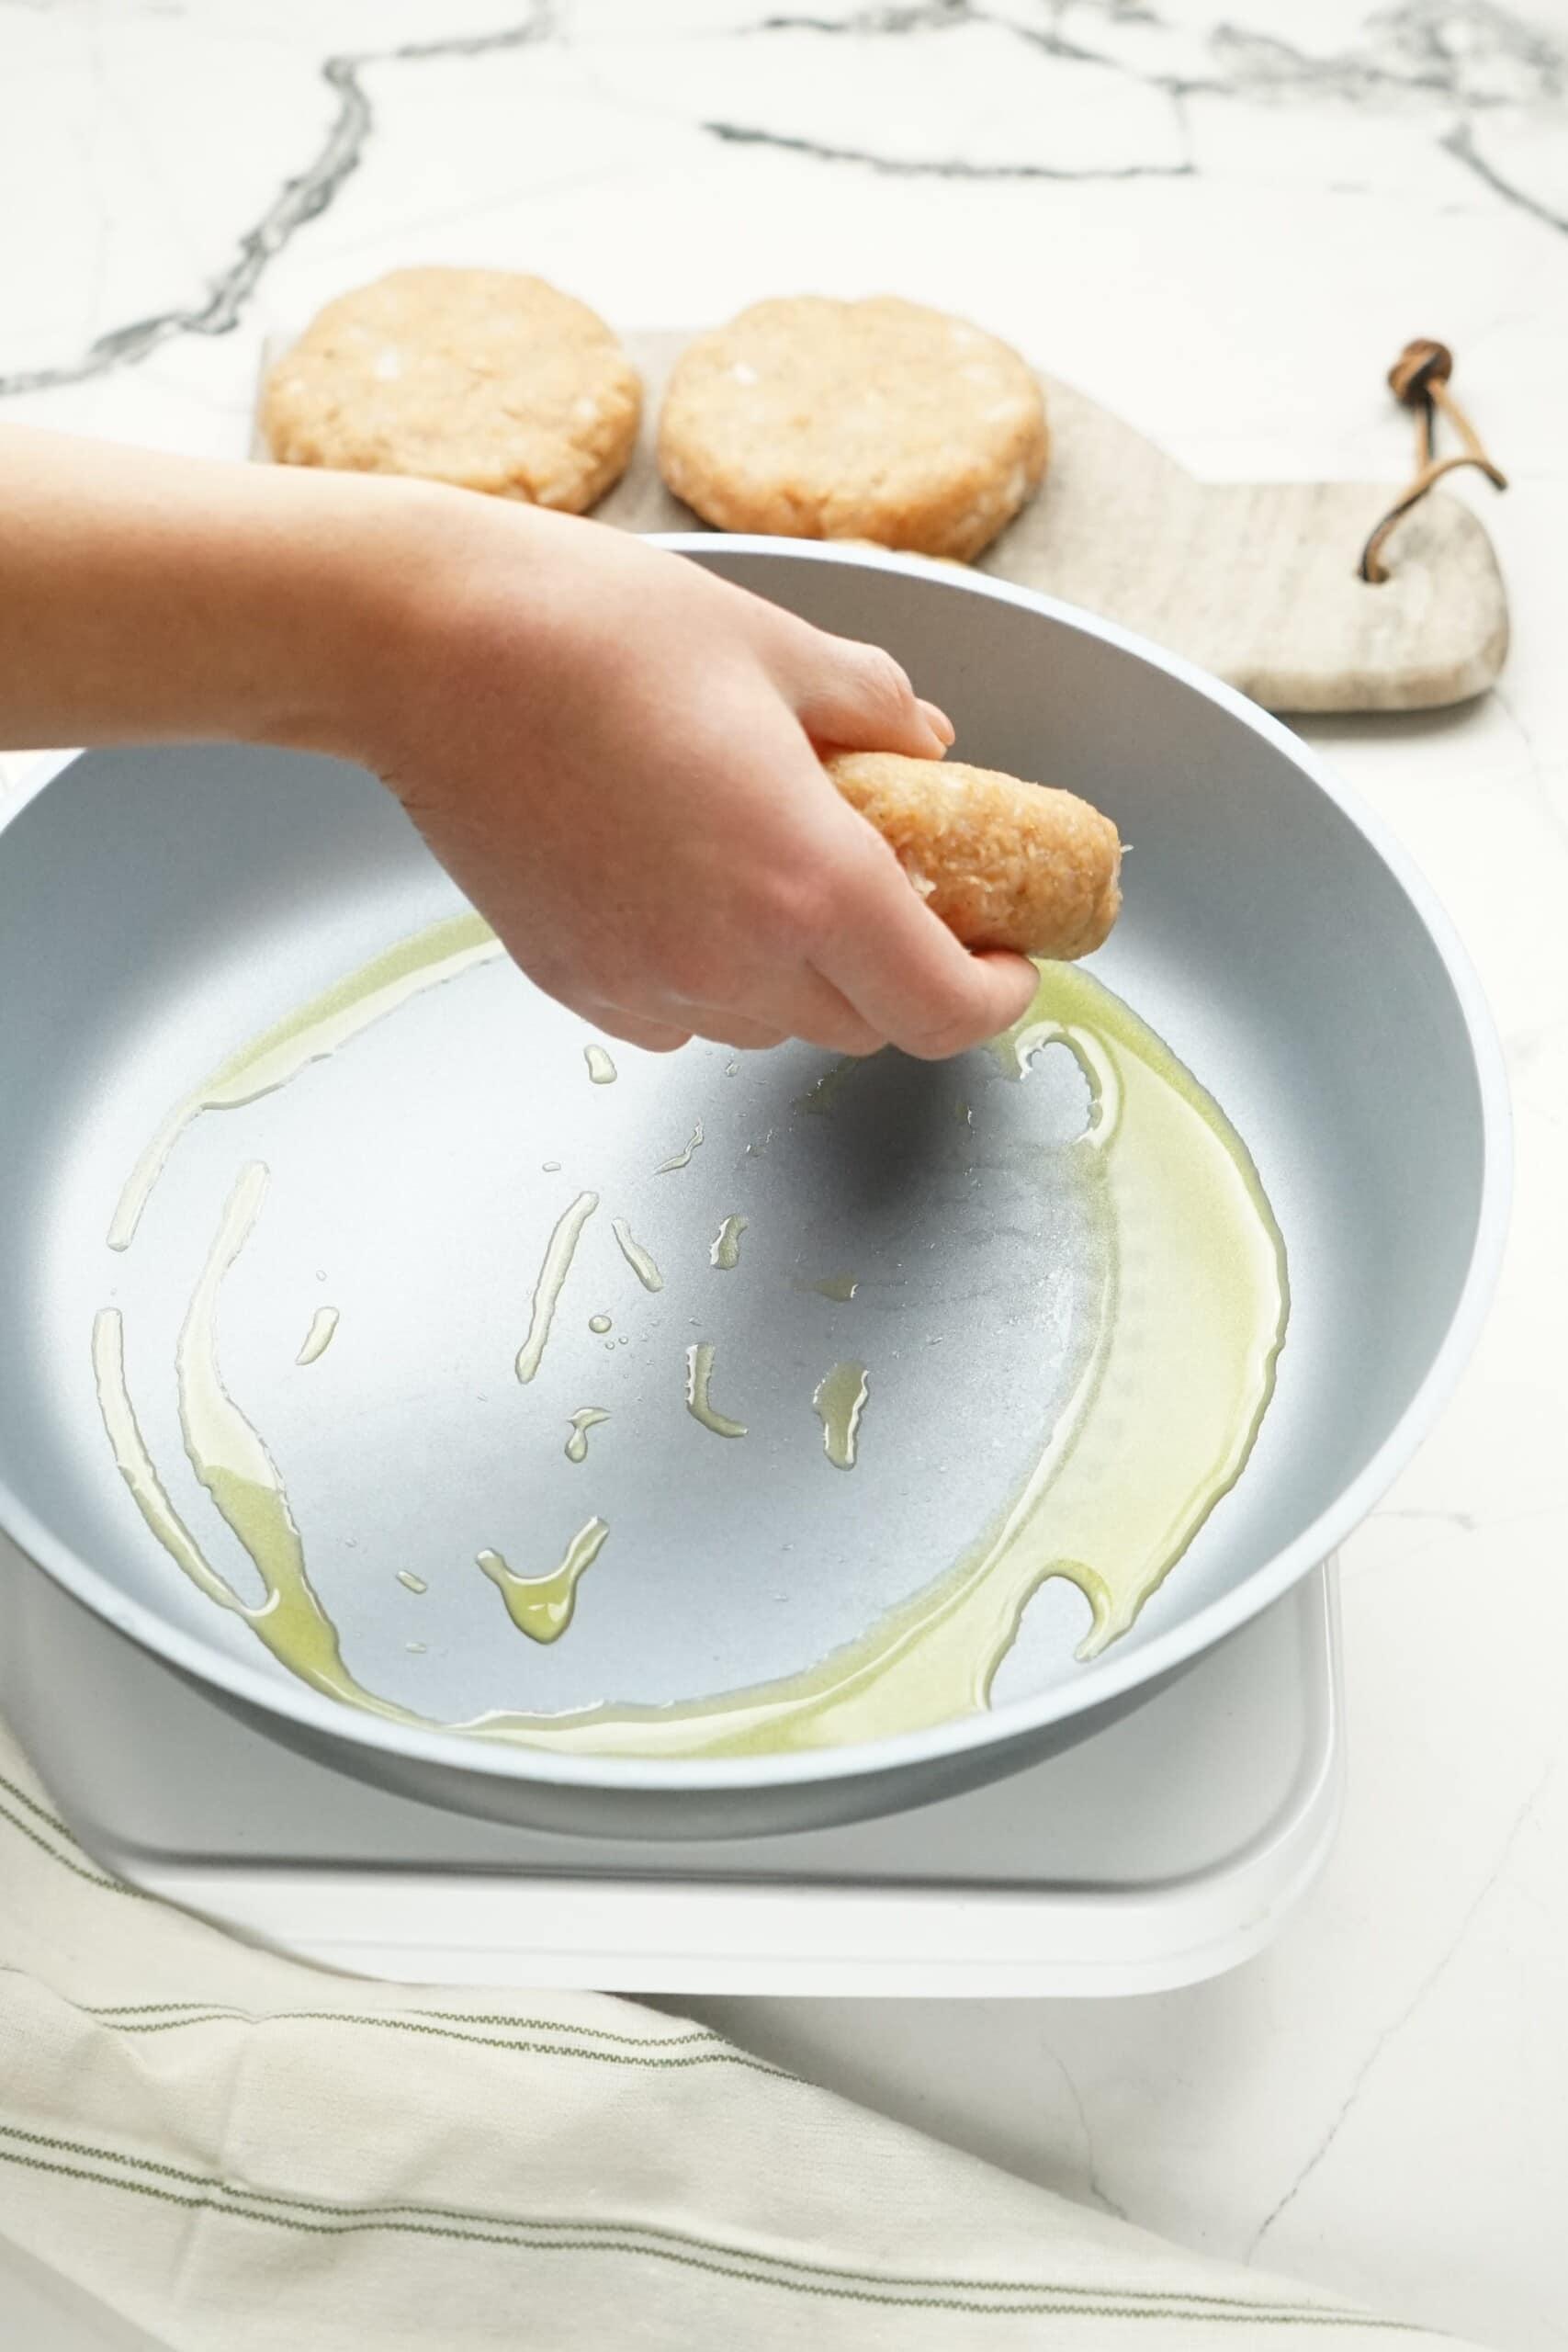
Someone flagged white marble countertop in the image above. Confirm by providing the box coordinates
[3,4,1567,2347]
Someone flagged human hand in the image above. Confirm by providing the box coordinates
[354,493,1038,1056]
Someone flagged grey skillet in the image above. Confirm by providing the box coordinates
[0,543,1508,1838]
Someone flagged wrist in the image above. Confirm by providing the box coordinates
[243,469,464,765]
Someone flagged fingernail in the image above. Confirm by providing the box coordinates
[919,700,956,747]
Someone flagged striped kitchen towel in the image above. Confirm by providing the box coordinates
[0,1718,1479,2350]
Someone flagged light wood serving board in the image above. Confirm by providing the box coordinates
[259,327,1508,715]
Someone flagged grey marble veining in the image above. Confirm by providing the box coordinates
[0,0,1563,400]
[0,6,558,399]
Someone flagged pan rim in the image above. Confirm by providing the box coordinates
[0,541,1513,1799]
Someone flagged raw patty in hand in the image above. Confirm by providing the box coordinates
[658,297,1048,561]
[263,267,641,511]
[826,752,1121,960]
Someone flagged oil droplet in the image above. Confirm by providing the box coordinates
[588,1313,612,1335]
[565,1407,610,1464]
[107,911,500,1250]
[406,1641,428,1656]
[795,1057,859,1117]
[813,1361,869,1469]
[477,1520,609,1644]
[515,1191,599,1384]
[584,1045,617,1085]
[295,1305,339,1365]
[542,1160,562,1173]
[611,1217,663,1292]
[709,1214,749,1271]
[725,1059,739,1077]
[315,1269,327,1283]
[398,1570,427,1594]
[684,1342,747,1438]
[656,1119,705,1174]
[954,1100,973,1127]
[800,1272,859,1304]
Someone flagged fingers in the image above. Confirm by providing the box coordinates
[814,828,1039,1060]
[676,1012,789,1052]
[791,637,951,760]
[583,1007,693,1053]
[769,969,885,1055]
[675,970,883,1057]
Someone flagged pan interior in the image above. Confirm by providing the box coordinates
[0,556,1489,1761]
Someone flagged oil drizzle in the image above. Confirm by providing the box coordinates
[684,1342,747,1439]
[566,1407,610,1464]
[93,950,1286,1764]
[813,1362,869,1469]
[171,1164,380,1709]
[796,1057,860,1117]
[514,1191,599,1384]
[801,1272,858,1303]
[107,911,500,1250]
[92,1307,254,1618]
[656,1120,704,1174]
[709,1214,749,1271]
[611,1218,663,1292]
[584,1045,616,1085]
[477,1521,609,1644]
[295,1305,339,1366]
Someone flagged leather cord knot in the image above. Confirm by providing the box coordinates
[1359,338,1507,584]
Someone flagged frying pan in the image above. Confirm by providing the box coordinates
[0,543,1508,1839]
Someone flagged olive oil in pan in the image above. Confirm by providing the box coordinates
[684,1342,748,1439]
[795,1058,859,1118]
[801,1273,859,1304]
[583,1046,617,1085]
[709,1215,748,1271]
[477,1521,610,1645]
[107,912,501,1250]
[813,1363,870,1470]
[94,1167,412,1723]
[565,1408,610,1464]
[95,930,1285,1759]
[655,1120,704,1174]
[611,1219,663,1291]
[514,1192,599,1383]
[295,1306,339,1365]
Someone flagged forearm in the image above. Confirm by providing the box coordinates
[0,425,425,755]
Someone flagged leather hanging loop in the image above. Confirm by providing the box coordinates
[1359,340,1507,584]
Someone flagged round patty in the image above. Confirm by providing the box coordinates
[263,267,641,510]
[658,297,1047,560]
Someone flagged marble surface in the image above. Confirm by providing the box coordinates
[3,3,1567,2346]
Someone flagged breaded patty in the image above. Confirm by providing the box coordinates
[826,751,1121,960]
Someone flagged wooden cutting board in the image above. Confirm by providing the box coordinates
[258,327,1508,715]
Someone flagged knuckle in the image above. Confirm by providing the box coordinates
[756,861,847,953]
[851,641,914,710]
[805,1021,881,1056]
